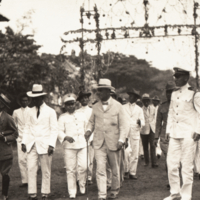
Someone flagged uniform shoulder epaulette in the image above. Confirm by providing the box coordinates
[188,87,195,91]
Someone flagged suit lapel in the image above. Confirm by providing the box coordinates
[124,104,131,116]
[105,98,113,112]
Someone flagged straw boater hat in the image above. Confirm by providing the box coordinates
[142,93,150,100]
[127,88,140,98]
[152,96,160,101]
[0,91,11,109]
[27,84,47,97]
[96,78,115,90]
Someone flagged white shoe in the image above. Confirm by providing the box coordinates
[69,195,76,199]
[80,186,85,194]
[163,194,181,200]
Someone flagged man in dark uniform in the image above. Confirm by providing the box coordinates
[154,81,176,189]
[0,91,18,200]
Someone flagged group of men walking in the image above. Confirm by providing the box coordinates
[0,65,200,200]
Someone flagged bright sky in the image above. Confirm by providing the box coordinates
[0,0,199,72]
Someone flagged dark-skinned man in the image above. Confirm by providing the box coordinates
[13,92,30,188]
[77,90,94,185]
[154,81,176,190]
[21,84,58,200]
[141,94,158,168]
[58,94,88,199]
[123,89,144,180]
[152,96,162,159]
[163,67,200,200]
[0,91,18,200]
[85,79,128,200]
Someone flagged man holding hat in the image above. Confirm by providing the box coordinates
[85,78,128,200]
[58,94,88,199]
[13,92,30,188]
[21,84,58,200]
[0,91,18,200]
[77,89,94,185]
[154,81,176,190]
[141,93,158,168]
[164,67,200,200]
[123,89,144,180]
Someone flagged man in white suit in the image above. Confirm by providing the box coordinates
[123,89,144,180]
[85,79,128,200]
[21,84,58,200]
[58,94,88,199]
[164,67,200,200]
[13,93,30,188]
[77,89,94,185]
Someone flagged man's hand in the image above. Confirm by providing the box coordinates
[64,136,75,143]
[193,133,200,141]
[84,130,91,142]
[125,138,128,149]
[21,144,27,153]
[165,133,170,142]
[117,141,123,151]
[90,140,93,146]
[137,119,141,127]
[154,138,158,147]
[48,146,54,156]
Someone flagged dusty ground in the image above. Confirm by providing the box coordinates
[6,143,200,200]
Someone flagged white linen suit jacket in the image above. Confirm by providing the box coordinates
[123,103,145,139]
[22,103,58,154]
[13,106,30,143]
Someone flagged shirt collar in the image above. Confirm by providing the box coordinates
[180,83,190,92]
[21,106,28,111]
[129,102,135,106]
[102,97,111,105]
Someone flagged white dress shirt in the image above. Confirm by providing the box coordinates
[58,110,88,149]
[123,103,145,139]
[22,103,58,154]
[166,83,200,138]
[141,105,156,135]
[13,106,30,142]
[102,97,111,111]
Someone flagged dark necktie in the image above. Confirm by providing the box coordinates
[37,107,40,118]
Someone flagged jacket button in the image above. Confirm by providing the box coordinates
[177,121,178,123]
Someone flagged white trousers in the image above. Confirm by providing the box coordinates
[125,138,140,175]
[88,145,94,181]
[17,141,28,184]
[27,144,52,195]
[167,138,196,200]
[139,136,144,156]
[64,147,87,197]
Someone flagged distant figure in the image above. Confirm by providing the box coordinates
[154,81,176,190]
[141,94,158,168]
[13,93,30,188]
[0,91,18,200]
[123,89,144,180]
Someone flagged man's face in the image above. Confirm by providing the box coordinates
[65,101,75,114]
[142,99,150,107]
[174,74,189,87]
[0,100,5,111]
[129,94,138,104]
[21,97,29,108]
[32,96,44,108]
[166,90,173,102]
[97,88,110,101]
[152,100,160,107]
[80,95,89,107]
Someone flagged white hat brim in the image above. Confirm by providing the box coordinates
[27,91,47,97]
[96,85,115,90]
